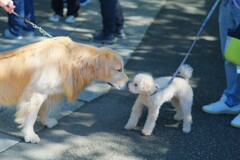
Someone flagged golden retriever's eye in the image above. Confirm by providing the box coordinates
[117,69,122,72]
[134,83,138,87]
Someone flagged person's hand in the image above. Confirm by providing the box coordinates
[0,0,15,13]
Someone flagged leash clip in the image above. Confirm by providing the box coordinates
[150,81,170,96]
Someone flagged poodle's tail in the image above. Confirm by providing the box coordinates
[178,64,193,80]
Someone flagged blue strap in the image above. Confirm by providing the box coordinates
[151,0,221,96]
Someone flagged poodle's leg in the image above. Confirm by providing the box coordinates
[39,99,58,128]
[180,99,193,133]
[125,97,144,130]
[15,92,47,143]
[142,105,160,136]
[171,98,183,121]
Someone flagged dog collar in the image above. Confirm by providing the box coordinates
[150,83,171,96]
[150,85,159,96]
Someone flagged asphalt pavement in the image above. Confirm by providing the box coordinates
[0,0,239,160]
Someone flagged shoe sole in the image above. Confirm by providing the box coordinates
[65,21,75,23]
[4,29,23,40]
[4,35,23,40]
[116,35,126,39]
[202,108,240,115]
[49,20,60,22]
[93,39,117,44]
[115,34,126,39]
[230,122,240,128]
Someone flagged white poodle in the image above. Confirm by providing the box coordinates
[125,64,193,136]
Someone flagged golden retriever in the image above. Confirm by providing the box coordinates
[0,36,128,143]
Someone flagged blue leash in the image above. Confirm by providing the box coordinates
[151,0,221,96]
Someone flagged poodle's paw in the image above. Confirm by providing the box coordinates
[142,129,152,136]
[173,113,183,121]
[44,118,58,128]
[24,133,40,143]
[124,123,135,130]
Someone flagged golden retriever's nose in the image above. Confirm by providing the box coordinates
[127,81,131,88]
[120,81,129,91]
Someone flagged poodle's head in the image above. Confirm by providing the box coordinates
[128,73,155,94]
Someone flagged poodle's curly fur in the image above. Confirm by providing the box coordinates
[125,64,193,135]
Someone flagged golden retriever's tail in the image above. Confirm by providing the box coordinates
[178,64,193,80]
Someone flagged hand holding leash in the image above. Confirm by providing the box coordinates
[0,0,15,13]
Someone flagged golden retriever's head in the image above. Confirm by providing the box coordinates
[129,73,155,94]
[93,48,128,90]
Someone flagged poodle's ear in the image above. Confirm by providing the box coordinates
[139,76,155,93]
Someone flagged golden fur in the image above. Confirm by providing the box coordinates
[0,36,128,143]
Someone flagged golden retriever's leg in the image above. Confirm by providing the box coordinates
[15,93,47,143]
[39,99,58,128]
[142,105,160,136]
[124,97,144,130]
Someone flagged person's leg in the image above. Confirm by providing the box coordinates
[7,0,24,36]
[93,0,117,44]
[202,1,240,114]
[64,0,80,23]
[227,0,240,127]
[66,0,79,17]
[224,0,240,107]
[220,0,236,101]
[22,0,35,32]
[100,0,116,36]
[221,0,240,107]
[115,0,125,38]
[51,0,64,16]
[49,0,63,22]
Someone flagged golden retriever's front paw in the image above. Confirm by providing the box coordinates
[24,133,40,143]
[142,129,152,136]
[45,118,58,128]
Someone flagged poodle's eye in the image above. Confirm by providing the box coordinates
[117,69,122,72]
[134,83,138,87]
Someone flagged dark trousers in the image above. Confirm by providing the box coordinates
[99,0,124,35]
[8,0,35,36]
[51,0,80,17]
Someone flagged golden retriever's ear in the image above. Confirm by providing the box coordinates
[93,50,112,80]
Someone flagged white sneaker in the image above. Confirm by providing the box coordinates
[231,114,240,128]
[65,15,76,23]
[202,95,240,114]
[49,14,61,22]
